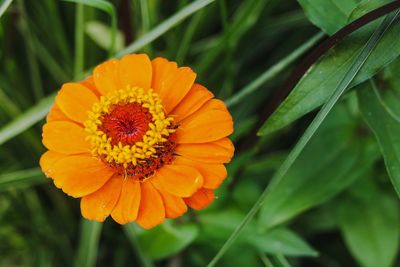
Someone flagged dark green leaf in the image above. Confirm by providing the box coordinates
[337,182,399,267]
[138,223,198,260]
[358,81,400,197]
[260,0,400,135]
[259,104,380,228]
[298,0,358,35]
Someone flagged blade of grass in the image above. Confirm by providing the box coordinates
[175,10,204,63]
[0,0,13,18]
[207,10,400,267]
[17,0,44,100]
[123,224,155,267]
[139,0,153,54]
[0,168,46,192]
[63,0,117,56]
[74,3,85,79]
[259,254,276,267]
[0,93,54,146]
[74,219,102,267]
[116,0,216,57]
[32,36,71,83]
[226,32,325,108]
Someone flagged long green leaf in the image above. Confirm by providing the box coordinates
[260,0,400,135]
[258,104,380,229]
[0,168,46,192]
[337,182,399,267]
[116,0,216,57]
[74,219,102,267]
[207,10,399,267]
[123,224,154,267]
[358,80,400,197]
[298,0,358,35]
[0,0,13,18]
[63,0,116,55]
[0,94,54,146]
[226,32,325,108]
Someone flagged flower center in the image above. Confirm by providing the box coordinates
[100,103,152,146]
[84,86,176,179]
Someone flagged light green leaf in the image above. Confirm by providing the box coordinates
[297,0,358,35]
[259,0,400,135]
[258,104,380,228]
[63,0,114,14]
[74,220,102,267]
[138,223,198,260]
[200,210,317,257]
[0,168,46,192]
[116,0,215,57]
[0,0,13,18]
[85,21,125,51]
[245,228,318,257]
[0,94,54,145]
[63,0,117,55]
[358,81,400,197]
[337,183,399,267]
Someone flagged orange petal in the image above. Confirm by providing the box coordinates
[55,83,98,124]
[174,157,227,189]
[158,190,187,219]
[169,83,214,122]
[80,76,101,97]
[39,150,66,176]
[51,155,114,197]
[46,104,70,123]
[197,99,229,113]
[118,54,152,89]
[42,121,91,154]
[81,175,123,222]
[176,109,233,143]
[136,181,165,229]
[151,164,203,197]
[93,58,121,95]
[184,188,215,210]
[151,57,196,113]
[175,138,234,163]
[111,178,141,224]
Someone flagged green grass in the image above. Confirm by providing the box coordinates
[1,1,400,267]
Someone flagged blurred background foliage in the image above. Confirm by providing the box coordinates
[1,0,400,266]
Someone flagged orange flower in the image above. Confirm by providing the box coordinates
[40,54,234,229]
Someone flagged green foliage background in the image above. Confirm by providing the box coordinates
[1,0,400,266]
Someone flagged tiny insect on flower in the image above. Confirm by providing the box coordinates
[40,54,234,229]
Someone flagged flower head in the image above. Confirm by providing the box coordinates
[40,54,234,229]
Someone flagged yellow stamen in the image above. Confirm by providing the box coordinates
[84,86,175,166]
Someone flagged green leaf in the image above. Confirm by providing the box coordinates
[63,0,117,55]
[116,0,216,57]
[358,81,400,197]
[0,94,54,146]
[138,223,198,260]
[208,11,399,267]
[0,168,46,192]
[0,0,13,18]
[199,210,317,257]
[297,0,358,35]
[85,21,125,51]
[226,32,325,108]
[337,183,399,267]
[63,0,114,14]
[259,1,400,135]
[258,104,380,228]
[74,220,102,267]
[245,228,318,257]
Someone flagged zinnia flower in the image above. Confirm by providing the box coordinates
[40,54,234,229]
